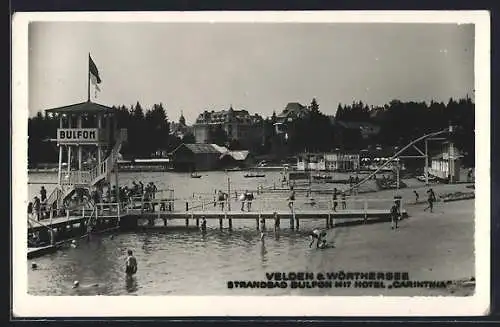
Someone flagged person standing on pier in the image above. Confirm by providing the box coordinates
[33,196,41,221]
[287,187,295,211]
[40,186,47,203]
[218,190,226,211]
[125,250,138,275]
[150,182,157,199]
[246,191,254,211]
[240,191,247,211]
[333,188,338,212]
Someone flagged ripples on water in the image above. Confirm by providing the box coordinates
[29,224,349,296]
[27,171,377,296]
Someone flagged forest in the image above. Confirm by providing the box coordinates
[28,96,475,167]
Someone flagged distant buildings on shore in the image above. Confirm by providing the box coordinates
[192,106,265,150]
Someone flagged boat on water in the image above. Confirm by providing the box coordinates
[312,174,332,181]
[244,173,266,178]
[190,172,202,178]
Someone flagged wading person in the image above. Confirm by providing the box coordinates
[424,188,436,213]
[273,211,280,232]
[414,190,419,204]
[390,202,399,230]
[125,250,138,276]
[259,218,266,240]
[201,217,207,232]
[309,229,327,248]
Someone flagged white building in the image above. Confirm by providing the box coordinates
[296,152,360,172]
[428,142,462,182]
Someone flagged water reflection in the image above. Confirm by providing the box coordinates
[260,241,268,265]
[125,275,138,293]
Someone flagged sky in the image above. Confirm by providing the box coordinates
[28,22,474,124]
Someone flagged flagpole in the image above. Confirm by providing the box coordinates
[87,53,90,102]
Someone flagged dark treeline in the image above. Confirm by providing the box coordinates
[28,97,475,167]
[281,97,474,166]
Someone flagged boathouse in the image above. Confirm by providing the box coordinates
[170,143,225,171]
[219,150,255,169]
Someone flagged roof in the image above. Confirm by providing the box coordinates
[45,101,115,114]
[210,144,229,154]
[220,150,250,161]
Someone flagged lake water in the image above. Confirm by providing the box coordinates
[27,170,401,296]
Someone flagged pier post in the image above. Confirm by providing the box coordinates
[163,218,167,226]
[219,217,223,230]
[289,211,294,230]
[196,217,199,227]
[185,216,189,227]
[257,214,260,230]
[228,216,232,230]
[295,216,300,230]
[326,214,330,228]
[185,201,189,211]
[363,198,368,224]
[330,214,334,228]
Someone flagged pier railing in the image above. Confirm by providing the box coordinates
[178,196,404,214]
[88,128,126,186]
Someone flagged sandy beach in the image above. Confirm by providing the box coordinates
[316,181,475,296]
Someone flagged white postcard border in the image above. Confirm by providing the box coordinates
[12,10,491,317]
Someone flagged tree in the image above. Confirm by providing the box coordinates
[211,125,228,147]
[182,132,196,144]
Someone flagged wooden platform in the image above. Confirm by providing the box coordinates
[28,208,406,233]
[139,209,405,220]
[28,245,58,259]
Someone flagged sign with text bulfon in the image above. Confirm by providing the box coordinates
[57,128,101,144]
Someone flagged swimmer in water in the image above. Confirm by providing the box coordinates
[309,229,327,248]
[125,250,138,275]
[72,280,99,289]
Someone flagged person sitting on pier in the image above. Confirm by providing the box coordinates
[424,188,436,213]
[287,187,295,211]
[125,250,138,275]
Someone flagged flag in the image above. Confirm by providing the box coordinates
[89,55,101,96]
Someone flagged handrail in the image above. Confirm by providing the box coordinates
[349,128,450,193]
[89,129,126,186]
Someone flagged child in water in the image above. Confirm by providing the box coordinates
[125,250,138,275]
